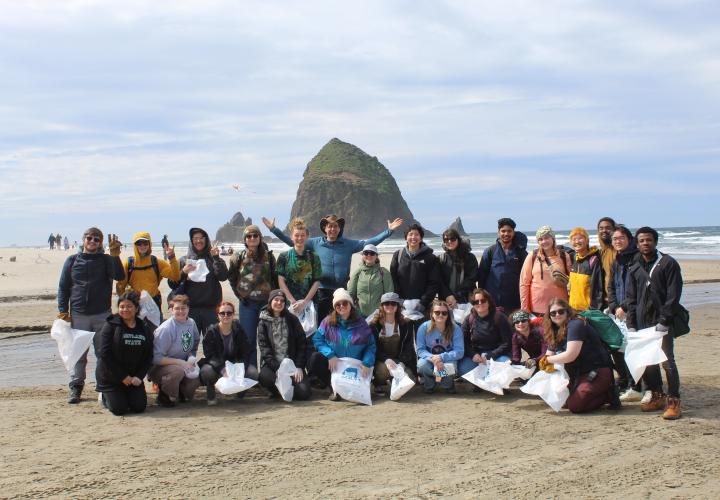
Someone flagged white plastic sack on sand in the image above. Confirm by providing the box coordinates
[184,356,200,379]
[461,363,505,395]
[138,290,161,327]
[386,360,415,401]
[50,319,95,371]
[402,299,425,321]
[612,317,629,353]
[624,327,668,382]
[330,357,372,406]
[275,358,297,402]
[453,303,472,325]
[290,301,317,337]
[215,361,258,395]
[520,364,570,412]
[186,258,209,282]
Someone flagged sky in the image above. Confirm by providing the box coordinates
[1,0,719,246]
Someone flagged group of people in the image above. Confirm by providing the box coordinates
[57,214,685,420]
[48,233,72,251]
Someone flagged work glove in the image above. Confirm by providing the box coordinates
[57,312,71,322]
[108,234,122,257]
[538,355,556,373]
[524,358,537,369]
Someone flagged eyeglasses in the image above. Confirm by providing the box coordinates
[218,311,234,317]
[513,319,529,325]
[335,301,351,308]
[549,309,567,317]
[471,298,488,306]
[245,234,260,239]
[85,236,102,243]
[362,251,377,256]
[432,310,449,317]
[382,302,398,307]
[135,241,149,246]
[443,237,458,243]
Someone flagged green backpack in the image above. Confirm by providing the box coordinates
[579,310,624,351]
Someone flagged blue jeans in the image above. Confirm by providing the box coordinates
[417,358,454,390]
[239,300,263,367]
[458,355,511,376]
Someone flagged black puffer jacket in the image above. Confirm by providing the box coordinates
[176,228,228,308]
[626,252,683,331]
[94,314,154,392]
[257,309,308,371]
[198,320,249,375]
[390,244,441,310]
[438,251,479,304]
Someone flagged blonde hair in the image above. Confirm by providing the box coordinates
[427,300,454,344]
[289,217,309,235]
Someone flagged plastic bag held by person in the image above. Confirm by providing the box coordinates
[453,303,472,324]
[330,357,373,406]
[215,361,258,395]
[611,317,629,353]
[50,319,95,372]
[386,360,415,401]
[624,326,668,382]
[185,356,200,379]
[401,299,425,321]
[138,290,161,327]
[186,259,209,282]
[289,301,317,337]
[275,358,297,402]
[461,363,505,395]
[520,364,570,412]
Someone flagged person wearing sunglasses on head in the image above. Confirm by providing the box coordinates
[348,244,394,317]
[542,298,617,413]
[457,289,513,377]
[416,300,464,394]
[438,228,478,310]
[308,288,376,400]
[509,310,546,368]
[198,301,258,406]
[115,232,180,323]
[57,227,125,404]
[228,225,277,368]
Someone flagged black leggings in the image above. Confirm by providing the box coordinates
[102,385,147,416]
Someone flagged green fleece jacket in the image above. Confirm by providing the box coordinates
[348,262,394,317]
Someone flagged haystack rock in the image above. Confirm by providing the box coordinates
[288,138,426,238]
[447,217,468,237]
[216,211,252,242]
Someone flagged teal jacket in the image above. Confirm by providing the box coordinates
[348,262,394,317]
[313,316,377,368]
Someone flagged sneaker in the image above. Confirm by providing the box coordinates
[156,391,176,408]
[328,392,340,402]
[619,388,643,402]
[662,397,682,420]
[68,386,82,404]
[207,398,218,406]
[640,391,667,412]
[640,390,653,404]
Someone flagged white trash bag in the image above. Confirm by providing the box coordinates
[402,299,425,321]
[184,355,200,379]
[624,326,668,382]
[275,358,297,402]
[520,364,570,412]
[290,301,317,337]
[386,359,415,401]
[138,290,161,327]
[186,258,209,282]
[612,317,629,353]
[330,357,372,406]
[50,319,95,371]
[215,361,258,395]
[453,303,472,325]
[461,363,505,395]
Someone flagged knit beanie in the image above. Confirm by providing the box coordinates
[511,310,531,324]
[535,225,555,240]
[268,289,286,306]
[332,288,354,307]
[244,224,262,238]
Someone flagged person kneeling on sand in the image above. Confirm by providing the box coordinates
[94,291,154,416]
[147,295,201,408]
[198,301,258,406]
[308,289,376,401]
[510,310,546,369]
[257,290,311,401]
[542,298,619,413]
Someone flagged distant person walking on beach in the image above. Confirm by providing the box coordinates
[63,236,69,251]
[55,233,62,249]
[519,226,572,316]
[161,234,170,260]
[57,227,125,404]
[626,226,685,420]
[48,233,55,250]
[438,228,478,309]
[263,214,403,321]
[477,218,528,312]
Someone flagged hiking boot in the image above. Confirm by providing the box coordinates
[328,392,340,402]
[663,397,682,420]
[640,391,667,412]
[156,391,176,408]
[619,388,643,402]
[608,385,622,410]
[68,386,82,404]
[640,390,653,404]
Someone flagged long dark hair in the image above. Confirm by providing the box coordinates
[469,288,496,319]
[369,304,406,332]
[543,298,581,349]
[442,228,470,259]
[326,305,359,328]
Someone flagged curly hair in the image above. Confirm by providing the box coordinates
[542,298,581,349]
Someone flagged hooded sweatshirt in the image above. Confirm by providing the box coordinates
[390,243,441,310]
[568,246,604,311]
[94,314,154,392]
[348,261,394,317]
[116,232,180,298]
[178,228,229,308]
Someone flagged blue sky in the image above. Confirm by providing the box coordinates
[1,0,718,245]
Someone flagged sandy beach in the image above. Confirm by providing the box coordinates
[1,247,719,498]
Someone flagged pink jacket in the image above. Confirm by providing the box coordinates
[519,249,572,314]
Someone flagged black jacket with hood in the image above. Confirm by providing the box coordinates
[607,242,638,315]
[94,314,154,392]
[198,320,249,375]
[176,228,229,308]
[256,308,308,371]
[390,243,441,310]
[477,232,528,310]
[626,251,683,331]
[438,243,479,304]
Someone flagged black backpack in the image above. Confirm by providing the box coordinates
[127,255,161,284]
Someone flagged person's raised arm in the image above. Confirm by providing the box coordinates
[262,216,293,247]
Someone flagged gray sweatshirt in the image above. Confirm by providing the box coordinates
[153,317,200,364]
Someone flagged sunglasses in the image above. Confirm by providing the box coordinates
[85,236,102,243]
[443,237,458,243]
[245,233,260,239]
[513,319,529,325]
[471,298,488,306]
[382,302,398,307]
[432,310,449,317]
[218,311,234,317]
[549,309,567,317]
[362,251,377,256]
[135,241,149,246]
[335,301,351,308]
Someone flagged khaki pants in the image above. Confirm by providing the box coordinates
[148,364,200,401]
